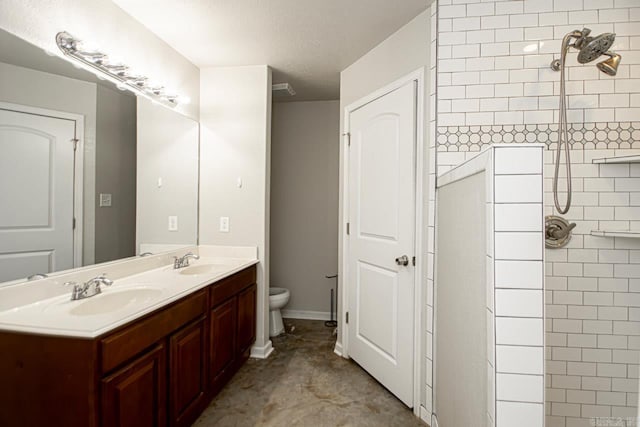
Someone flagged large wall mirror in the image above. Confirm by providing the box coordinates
[0,28,199,284]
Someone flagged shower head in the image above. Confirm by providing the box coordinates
[575,31,616,63]
[597,52,621,76]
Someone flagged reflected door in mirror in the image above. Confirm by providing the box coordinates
[0,107,77,282]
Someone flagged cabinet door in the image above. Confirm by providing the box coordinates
[169,316,208,427]
[237,283,257,355]
[210,297,236,382]
[101,343,166,427]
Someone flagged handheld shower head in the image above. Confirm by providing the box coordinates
[549,28,621,215]
[597,52,621,76]
[576,32,616,63]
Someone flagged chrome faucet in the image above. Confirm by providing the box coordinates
[66,274,113,301]
[173,252,200,269]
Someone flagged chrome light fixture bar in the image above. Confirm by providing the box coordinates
[56,31,180,107]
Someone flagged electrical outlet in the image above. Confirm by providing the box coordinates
[168,216,178,231]
[99,193,112,207]
[219,217,229,233]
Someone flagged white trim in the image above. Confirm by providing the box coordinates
[334,341,343,357]
[250,339,274,359]
[281,309,332,321]
[0,101,85,268]
[413,68,426,417]
[419,405,431,423]
[339,68,426,413]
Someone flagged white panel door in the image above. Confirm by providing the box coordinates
[347,81,416,406]
[0,108,76,282]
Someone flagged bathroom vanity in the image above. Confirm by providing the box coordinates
[0,250,258,427]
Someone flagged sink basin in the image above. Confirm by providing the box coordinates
[64,288,162,316]
[178,264,224,276]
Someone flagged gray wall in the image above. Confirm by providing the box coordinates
[270,100,339,315]
[337,8,431,356]
[199,65,273,355]
[337,9,432,409]
[95,85,136,263]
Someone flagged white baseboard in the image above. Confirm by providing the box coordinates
[281,309,332,321]
[334,341,343,357]
[250,340,274,359]
[419,406,431,423]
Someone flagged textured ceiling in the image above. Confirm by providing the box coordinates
[111,0,428,101]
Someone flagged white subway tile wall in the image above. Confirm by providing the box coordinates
[425,1,438,422]
[437,146,545,427]
[437,0,640,128]
[493,146,546,426]
[436,1,640,426]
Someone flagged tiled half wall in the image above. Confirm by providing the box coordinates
[437,127,640,427]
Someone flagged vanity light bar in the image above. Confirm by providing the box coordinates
[55,31,180,107]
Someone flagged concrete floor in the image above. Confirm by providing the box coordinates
[194,319,427,427]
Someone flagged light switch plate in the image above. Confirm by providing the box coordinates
[219,217,229,233]
[99,193,112,207]
[168,216,178,231]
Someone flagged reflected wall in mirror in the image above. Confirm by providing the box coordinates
[136,98,199,254]
[0,29,199,284]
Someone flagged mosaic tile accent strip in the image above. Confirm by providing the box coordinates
[437,122,640,152]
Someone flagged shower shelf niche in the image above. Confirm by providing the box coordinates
[592,154,640,164]
[591,230,640,238]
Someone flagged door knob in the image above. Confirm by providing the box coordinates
[395,255,409,266]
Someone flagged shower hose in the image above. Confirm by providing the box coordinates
[553,32,576,215]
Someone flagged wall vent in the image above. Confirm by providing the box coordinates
[272,83,296,97]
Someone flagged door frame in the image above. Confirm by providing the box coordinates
[339,68,425,413]
[0,101,85,268]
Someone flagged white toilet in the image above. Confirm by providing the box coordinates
[268,287,290,337]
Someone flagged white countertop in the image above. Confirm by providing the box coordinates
[0,246,258,338]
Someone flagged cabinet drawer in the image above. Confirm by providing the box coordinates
[210,266,256,307]
[100,290,207,373]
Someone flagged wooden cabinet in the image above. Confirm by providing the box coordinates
[237,283,257,355]
[210,297,237,383]
[0,265,257,427]
[210,280,257,395]
[170,316,208,427]
[101,343,167,427]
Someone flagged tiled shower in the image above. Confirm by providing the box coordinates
[433,0,640,426]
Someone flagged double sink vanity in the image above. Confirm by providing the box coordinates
[0,246,259,427]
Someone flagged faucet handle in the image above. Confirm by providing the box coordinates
[94,273,113,286]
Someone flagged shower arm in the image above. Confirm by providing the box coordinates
[551,30,584,71]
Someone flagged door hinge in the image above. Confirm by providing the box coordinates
[72,217,76,229]
[412,256,416,266]
[343,132,351,146]
[346,312,349,324]
[346,222,350,235]
[71,138,79,151]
